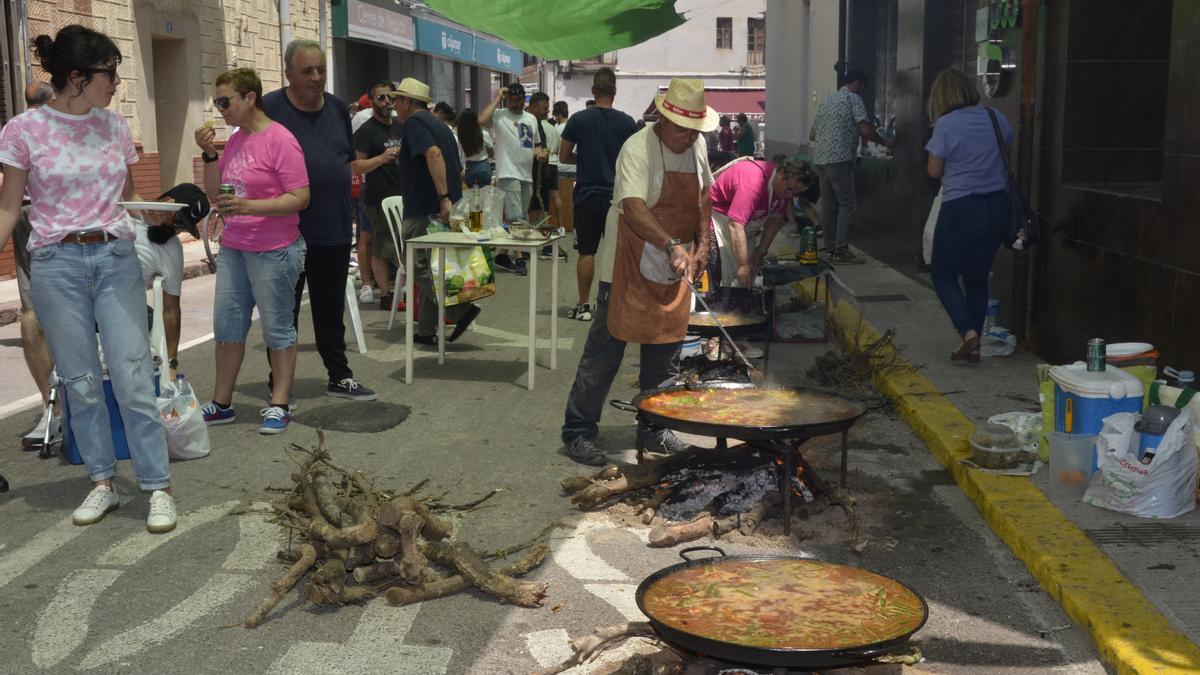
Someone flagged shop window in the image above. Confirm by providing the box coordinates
[747,18,765,65]
[716,17,732,49]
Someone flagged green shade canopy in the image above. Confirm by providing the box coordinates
[424,0,684,60]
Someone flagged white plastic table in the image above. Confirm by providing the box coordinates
[404,232,566,390]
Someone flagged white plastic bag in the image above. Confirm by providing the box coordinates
[157,377,210,461]
[478,184,505,229]
[1084,411,1197,518]
[922,188,943,265]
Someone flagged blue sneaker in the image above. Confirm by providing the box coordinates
[201,401,236,425]
[259,406,290,435]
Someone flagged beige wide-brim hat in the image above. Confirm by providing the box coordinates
[654,78,719,133]
[389,77,432,104]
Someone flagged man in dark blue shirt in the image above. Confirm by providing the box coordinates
[558,67,636,323]
[263,39,376,402]
[389,78,477,345]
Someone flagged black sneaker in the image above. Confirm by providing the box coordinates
[448,305,481,343]
[326,378,377,401]
[494,253,517,273]
[539,246,568,261]
[650,430,691,455]
[513,259,528,276]
[567,303,593,321]
[566,437,608,466]
[831,250,865,265]
[413,334,437,346]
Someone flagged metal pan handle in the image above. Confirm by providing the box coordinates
[830,644,914,661]
[609,399,638,413]
[679,546,726,561]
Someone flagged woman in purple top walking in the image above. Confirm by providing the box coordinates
[925,68,1013,363]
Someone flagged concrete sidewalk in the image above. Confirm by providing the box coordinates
[775,241,1200,673]
[0,237,214,326]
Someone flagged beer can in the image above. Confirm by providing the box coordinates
[218,183,236,196]
[1087,338,1106,372]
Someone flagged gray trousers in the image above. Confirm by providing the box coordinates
[816,161,857,252]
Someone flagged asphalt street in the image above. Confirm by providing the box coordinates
[0,260,1106,673]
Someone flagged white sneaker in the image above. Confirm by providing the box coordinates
[147,490,177,533]
[72,485,119,526]
[358,285,375,304]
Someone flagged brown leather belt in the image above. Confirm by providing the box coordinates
[61,230,115,244]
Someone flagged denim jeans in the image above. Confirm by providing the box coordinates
[214,239,305,349]
[815,161,857,252]
[930,191,1008,335]
[562,282,682,443]
[465,160,492,188]
[30,239,170,490]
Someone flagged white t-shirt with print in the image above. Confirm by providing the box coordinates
[596,123,712,284]
[490,108,537,182]
[0,105,139,249]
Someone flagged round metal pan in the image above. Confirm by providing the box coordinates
[629,382,865,441]
[687,311,769,338]
[635,546,928,669]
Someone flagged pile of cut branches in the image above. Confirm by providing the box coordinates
[808,320,911,396]
[242,432,551,628]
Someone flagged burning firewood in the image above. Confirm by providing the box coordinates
[240,432,551,628]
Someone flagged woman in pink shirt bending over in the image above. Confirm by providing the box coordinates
[194,68,310,435]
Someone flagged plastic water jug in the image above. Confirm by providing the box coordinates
[1047,432,1096,499]
[1136,405,1181,463]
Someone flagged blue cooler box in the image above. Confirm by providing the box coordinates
[1050,363,1144,435]
[61,372,160,466]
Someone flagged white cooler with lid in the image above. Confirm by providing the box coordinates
[1050,363,1144,435]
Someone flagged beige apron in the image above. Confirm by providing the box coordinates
[608,170,702,344]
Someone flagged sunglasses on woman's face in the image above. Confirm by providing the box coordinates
[212,93,244,110]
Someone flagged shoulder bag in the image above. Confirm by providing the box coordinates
[985,107,1043,250]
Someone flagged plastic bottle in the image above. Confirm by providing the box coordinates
[982,298,1000,335]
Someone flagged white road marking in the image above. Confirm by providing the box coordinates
[524,628,573,667]
[582,583,644,621]
[78,572,257,670]
[222,514,279,571]
[269,601,453,674]
[97,500,238,566]
[551,519,629,582]
[31,568,123,669]
[0,517,85,591]
[0,393,42,418]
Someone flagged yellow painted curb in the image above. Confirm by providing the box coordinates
[793,278,1200,674]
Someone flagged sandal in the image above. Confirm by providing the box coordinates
[951,335,980,361]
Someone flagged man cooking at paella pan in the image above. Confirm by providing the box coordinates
[708,156,816,289]
[560,78,715,467]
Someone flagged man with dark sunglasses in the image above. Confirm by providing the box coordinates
[351,80,404,310]
[262,39,376,402]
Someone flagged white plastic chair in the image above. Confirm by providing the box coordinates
[381,195,408,330]
[344,275,367,354]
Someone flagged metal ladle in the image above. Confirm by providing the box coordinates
[680,276,765,386]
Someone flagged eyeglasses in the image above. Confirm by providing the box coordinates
[374,94,390,102]
[212,93,244,110]
[87,66,118,81]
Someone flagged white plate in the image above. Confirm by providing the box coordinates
[116,201,187,212]
[1106,342,1154,357]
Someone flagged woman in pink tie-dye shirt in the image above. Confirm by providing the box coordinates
[0,25,176,533]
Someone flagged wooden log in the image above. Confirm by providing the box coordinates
[384,544,548,607]
[425,540,547,607]
[311,469,346,527]
[535,622,659,675]
[559,465,621,493]
[243,543,317,628]
[566,447,754,510]
[648,513,715,547]
[378,496,453,542]
[371,530,402,559]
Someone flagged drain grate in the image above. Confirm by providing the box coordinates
[854,294,911,303]
[1085,524,1200,546]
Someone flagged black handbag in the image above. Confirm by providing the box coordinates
[985,107,1043,250]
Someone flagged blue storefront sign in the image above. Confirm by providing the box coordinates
[474,37,522,75]
[414,17,474,61]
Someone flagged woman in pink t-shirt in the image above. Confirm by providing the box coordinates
[0,25,176,532]
[194,67,310,435]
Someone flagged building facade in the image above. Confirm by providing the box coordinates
[769,0,1195,369]
[533,0,767,129]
